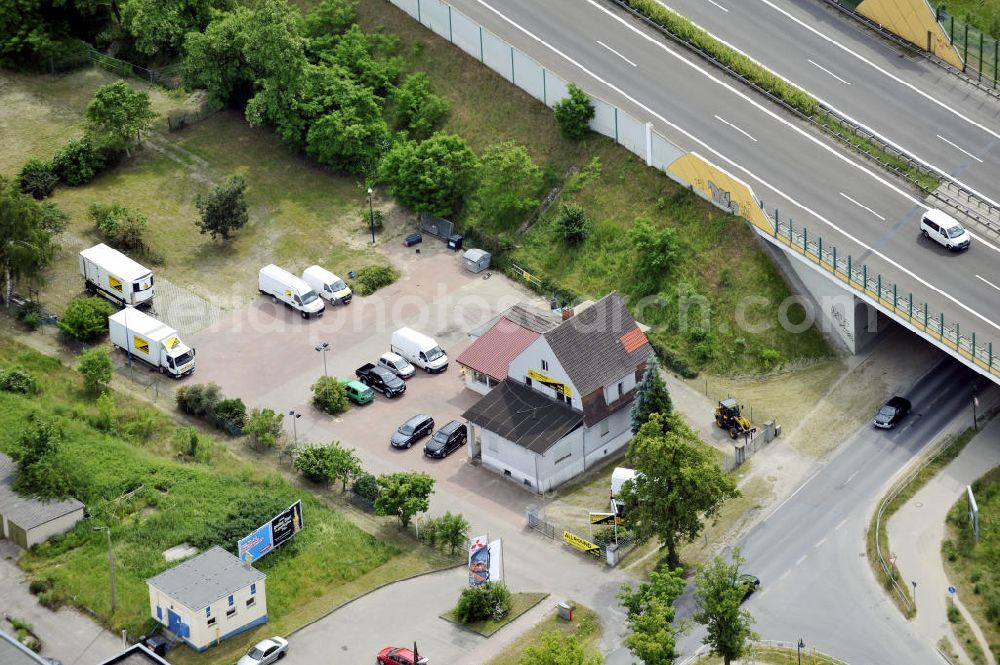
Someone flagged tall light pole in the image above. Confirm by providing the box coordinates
[797,638,804,665]
[94,526,116,614]
[287,410,301,446]
[315,342,330,402]
[367,187,376,245]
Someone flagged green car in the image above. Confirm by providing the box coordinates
[341,379,375,405]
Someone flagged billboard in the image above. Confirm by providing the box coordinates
[468,534,504,586]
[238,500,304,564]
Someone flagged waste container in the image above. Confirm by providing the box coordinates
[143,634,168,657]
[463,249,491,273]
[447,233,464,250]
[557,602,574,621]
[404,233,422,247]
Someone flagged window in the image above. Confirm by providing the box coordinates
[541,360,549,371]
[228,595,234,607]
[226,607,236,618]
[525,376,532,387]
[617,382,624,397]
[600,419,610,437]
[205,607,211,617]
[246,597,256,608]
[207,617,216,627]
[250,583,256,595]
[156,606,162,620]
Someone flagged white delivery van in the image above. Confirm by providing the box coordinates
[610,467,638,515]
[920,208,971,251]
[258,264,325,319]
[302,265,352,305]
[79,243,154,307]
[109,308,195,377]
[390,327,448,373]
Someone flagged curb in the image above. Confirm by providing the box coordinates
[438,592,551,638]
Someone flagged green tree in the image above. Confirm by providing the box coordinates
[212,397,247,433]
[182,5,257,107]
[311,375,349,414]
[474,140,542,230]
[12,414,72,499]
[518,630,602,665]
[379,133,478,218]
[693,550,758,665]
[51,136,108,186]
[88,201,148,251]
[0,176,60,305]
[390,72,449,139]
[77,347,112,394]
[622,414,739,568]
[617,566,686,665]
[454,582,512,623]
[195,175,248,241]
[245,407,283,451]
[630,357,672,433]
[305,106,390,176]
[374,471,434,527]
[553,203,590,245]
[321,24,400,97]
[85,81,155,157]
[120,0,224,57]
[18,159,58,200]
[294,441,363,490]
[436,511,470,555]
[628,218,679,296]
[304,0,357,54]
[553,83,594,140]
[58,297,114,341]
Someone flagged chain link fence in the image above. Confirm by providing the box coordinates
[47,43,182,89]
[937,7,999,88]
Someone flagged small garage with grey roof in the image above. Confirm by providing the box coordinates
[146,545,267,652]
[0,453,84,549]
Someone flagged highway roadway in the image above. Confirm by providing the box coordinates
[606,356,988,664]
[443,0,1000,378]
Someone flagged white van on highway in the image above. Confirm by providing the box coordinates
[258,264,325,319]
[921,209,971,251]
[390,327,448,373]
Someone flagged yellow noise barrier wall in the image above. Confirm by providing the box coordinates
[858,0,963,69]
[666,153,773,232]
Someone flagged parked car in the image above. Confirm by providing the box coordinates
[377,646,428,665]
[920,209,971,251]
[237,636,288,665]
[356,363,406,397]
[873,396,911,429]
[391,414,435,449]
[341,379,374,405]
[424,419,467,458]
[737,574,760,602]
[379,352,415,379]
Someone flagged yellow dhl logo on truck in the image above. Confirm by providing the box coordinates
[133,336,150,354]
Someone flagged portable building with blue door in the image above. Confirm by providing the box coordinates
[146,546,267,651]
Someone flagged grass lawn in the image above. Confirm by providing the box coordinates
[0,335,455,664]
[944,463,1000,662]
[932,0,1000,39]
[355,0,831,376]
[483,601,602,665]
[688,645,850,664]
[441,592,549,638]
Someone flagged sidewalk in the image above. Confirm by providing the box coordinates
[887,416,1000,664]
[0,540,123,665]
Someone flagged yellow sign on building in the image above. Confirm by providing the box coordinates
[527,368,572,397]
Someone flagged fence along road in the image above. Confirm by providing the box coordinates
[393,0,1000,383]
[633,0,1000,217]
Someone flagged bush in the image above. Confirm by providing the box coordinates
[360,207,385,233]
[391,72,450,139]
[312,376,349,414]
[51,137,107,186]
[18,159,58,199]
[172,427,213,463]
[58,297,114,341]
[213,398,247,434]
[454,582,512,623]
[352,472,381,502]
[553,83,595,140]
[88,202,148,251]
[553,203,590,245]
[77,348,112,394]
[351,264,398,296]
[948,601,960,623]
[245,408,284,451]
[16,300,42,330]
[192,495,291,554]
[175,383,223,418]
[0,367,40,394]
[93,392,115,431]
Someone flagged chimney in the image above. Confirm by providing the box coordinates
[561,307,575,320]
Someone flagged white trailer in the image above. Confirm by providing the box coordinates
[79,243,154,307]
[109,308,195,378]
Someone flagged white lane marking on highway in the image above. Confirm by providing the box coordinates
[814,537,828,548]
[835,518,848,531]
[778,570,790,581]
[706,0,728,11]
[976,275,1000,292]
[936,134,985,163]
[795,554,808,566]
[839,193,885,221]
[473,0,1000,335]
[808,59,850,84]
[844,469,861,485]
[596,40,637,67]
[714,115,757,142]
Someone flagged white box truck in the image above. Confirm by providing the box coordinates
[258,264,325,319]
[610,467,638,515]
[109,308,195,378]
[79,243,154,307]
[390,327,448,373]
[302,265,352,305]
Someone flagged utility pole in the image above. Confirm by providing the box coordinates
[94,526,116,614]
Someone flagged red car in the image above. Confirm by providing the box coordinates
[377,646,428,665]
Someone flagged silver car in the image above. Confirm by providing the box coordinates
[237,637,288,665]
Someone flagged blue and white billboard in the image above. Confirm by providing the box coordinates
[238,500,303,564]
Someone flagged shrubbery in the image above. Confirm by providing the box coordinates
[352,472,380,502]
[58,297,114,341]
[553,203,590,245]
[77,348,112,394]
[88,202,148,252]
[351,264,398,296]
[175,383,247,434]
[416,511,470,555]
[51,137,108,187]
[453,582,512,624]
[311,376,349,414]
[293,442,362,489]
[0,367,40,394]
[553,83,594,140]
[18,160,58,199]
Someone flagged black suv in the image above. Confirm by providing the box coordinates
[391,414,435,449]
[424,420,467,458]
[873,396,911,429]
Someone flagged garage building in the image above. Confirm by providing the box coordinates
[0,453,84,549]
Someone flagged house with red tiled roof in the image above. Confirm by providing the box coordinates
[463,292,652,492]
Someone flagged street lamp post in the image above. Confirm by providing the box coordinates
[288,410,301,446]
[367,187,376,245]
[315,342,330,402]
[94,526,116,614]
[797,638,805,665]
